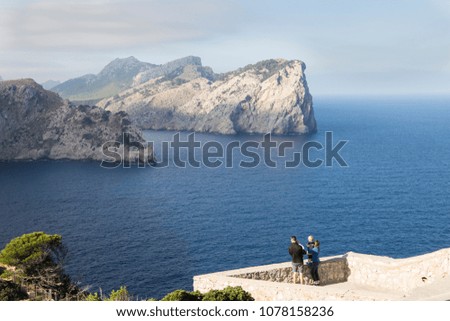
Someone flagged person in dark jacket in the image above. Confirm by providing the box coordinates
[288,236,306,284]
[307,239,321,285]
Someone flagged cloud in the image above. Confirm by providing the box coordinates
[1,0,243,50]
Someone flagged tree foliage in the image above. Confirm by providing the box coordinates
[0,232,76,300]
[0,232,63,272]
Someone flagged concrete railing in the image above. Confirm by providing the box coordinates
[346,249,450,292]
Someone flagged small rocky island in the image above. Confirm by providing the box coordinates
[0,79,151,162]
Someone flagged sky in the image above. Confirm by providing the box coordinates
[0,0,449,95]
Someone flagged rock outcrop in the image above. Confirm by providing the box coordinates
[132,56,215,86]
[0,79,151,162]
[98,58,316,135]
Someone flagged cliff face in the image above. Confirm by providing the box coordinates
[98,58,316,135]
[0,79,150,162]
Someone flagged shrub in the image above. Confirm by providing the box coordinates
[160,287,254,301]
[81,116,94,126]
[202,286,254,301]
[107,286,131,301]
[85,292,101,301]
[0,280,28,301]
[161,289,203,301]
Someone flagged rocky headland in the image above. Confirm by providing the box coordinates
[0,79,151,162]
[97,57,316,135]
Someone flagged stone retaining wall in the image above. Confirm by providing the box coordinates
[231,256,349,285]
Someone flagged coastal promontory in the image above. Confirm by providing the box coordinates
[0,79,150,162]
[97,58,316,135]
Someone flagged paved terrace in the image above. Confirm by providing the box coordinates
[193,248,450,300]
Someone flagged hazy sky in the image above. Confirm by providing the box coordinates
[0,0,449,95]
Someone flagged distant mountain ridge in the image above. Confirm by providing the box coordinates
[41,80,61,90]
[52,56,156,102]
[52,56,211,102]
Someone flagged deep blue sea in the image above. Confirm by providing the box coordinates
[1,96,449,299]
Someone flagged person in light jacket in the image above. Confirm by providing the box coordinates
[307,239,320,285]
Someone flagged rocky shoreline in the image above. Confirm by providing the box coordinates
[0,79,153,163]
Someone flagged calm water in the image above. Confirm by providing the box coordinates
[0,96,449,298]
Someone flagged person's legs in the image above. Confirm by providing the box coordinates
[310,264,316,282]
[312,263,320,285]
[299,264,304,285]
[292,263,299,284]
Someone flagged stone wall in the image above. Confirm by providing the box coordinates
[231,256,349,285]
[193,248,450,301]
[346,249,450,292]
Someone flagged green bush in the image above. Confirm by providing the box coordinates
[202,286,254,301]
[161,289,203,301]
[107,286,131,301]
[85,292,101,301]
[160,287,254,301]
[0,280,28,301]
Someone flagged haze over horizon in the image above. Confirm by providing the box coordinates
[1,0,449,95]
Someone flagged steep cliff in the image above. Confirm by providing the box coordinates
[0,79,151,162]
[98,58,316,135]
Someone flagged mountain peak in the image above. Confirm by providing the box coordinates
[163,56,202,67]
[99,56,154,78]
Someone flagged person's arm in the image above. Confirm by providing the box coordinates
[300,244,306,255]
[288,246,293,256]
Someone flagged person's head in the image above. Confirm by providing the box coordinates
[308,235,314,242]
[291,236,297,243]
[314,240,320,247]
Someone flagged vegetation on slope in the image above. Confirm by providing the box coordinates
[0,232,254,301]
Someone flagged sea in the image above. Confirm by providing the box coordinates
[0,96,449,299]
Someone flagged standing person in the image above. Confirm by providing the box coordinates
[307,239,321,285]
[288,236,306,285]
[306,235,315,265]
